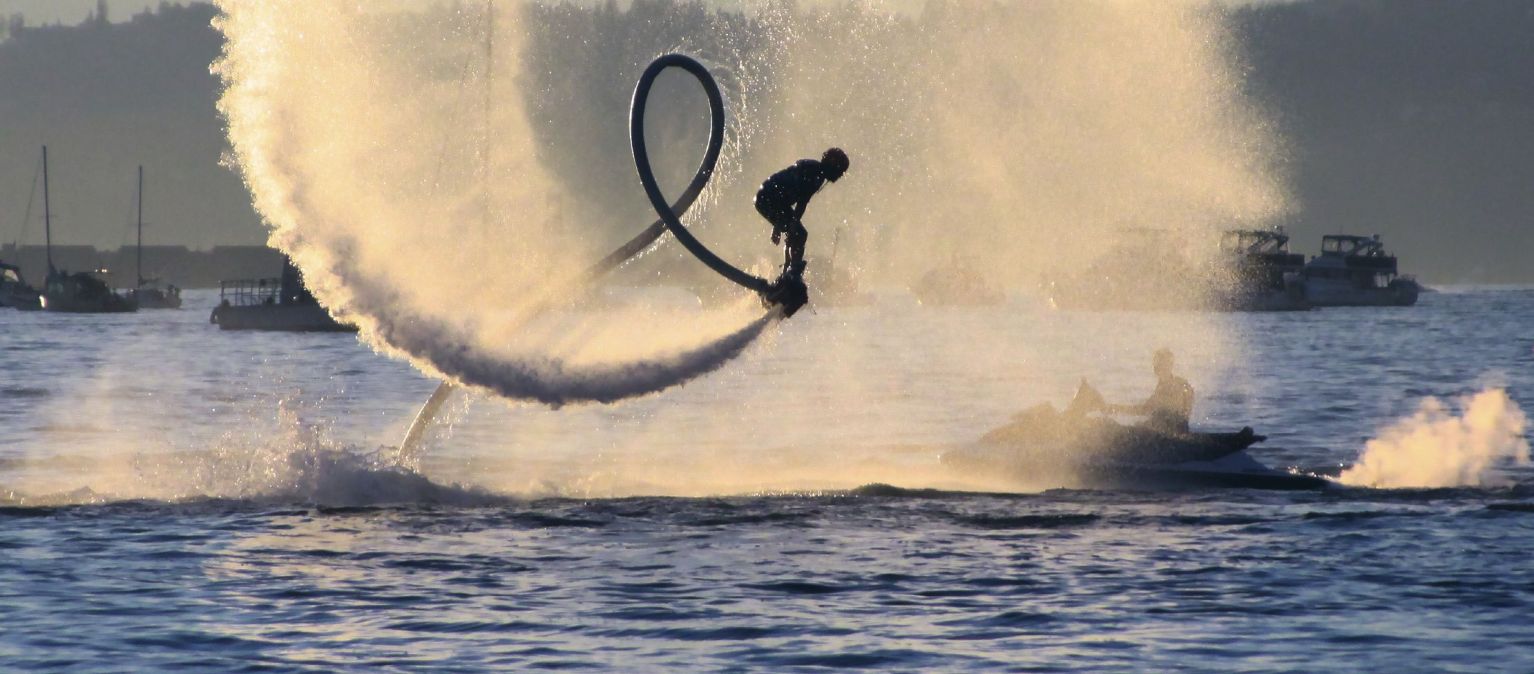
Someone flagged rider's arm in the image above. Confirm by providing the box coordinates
[1112,379,1188,418]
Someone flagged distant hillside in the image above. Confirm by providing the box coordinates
[1235,0,1534,283]
[0,3,260,251]
[3,1,1532,282]
[0,242,285,289]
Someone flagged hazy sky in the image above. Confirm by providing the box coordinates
[0,0,1293,28]
[2,0,1529,281]
[0,0,1285,30]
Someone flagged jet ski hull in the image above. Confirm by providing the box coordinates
[946,413,1329,491]
[945,445,1329,492]
[1078,453,1331,491]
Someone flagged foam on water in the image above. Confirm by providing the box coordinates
[1338,387,1531,489]
[4,396,503,508]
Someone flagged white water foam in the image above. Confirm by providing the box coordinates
[4,399,504,508]
[1339,388,1531,489]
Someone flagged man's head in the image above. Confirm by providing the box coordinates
[821,147,850,182]
[1153,348,1175,377]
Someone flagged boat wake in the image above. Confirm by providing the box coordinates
[2,404,509,509]
[1337,387,1530,489]
[3,449,507,509]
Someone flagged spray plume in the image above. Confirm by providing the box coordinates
[1338,388,1531,489]
[215,1,783,406]
[213,1,1286,423]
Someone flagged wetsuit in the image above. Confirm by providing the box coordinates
[755,159,829,271]
[1142,374,1194,434]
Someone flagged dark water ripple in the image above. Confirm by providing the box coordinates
[3,290,1534,670]
[3,485,1534,671]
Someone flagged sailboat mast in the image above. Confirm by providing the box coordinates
[42,146,52,273]
[828,227,843,270]
[482,0,494,226]
[137,165,144,288]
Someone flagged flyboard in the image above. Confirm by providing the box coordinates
[397,53,808,458]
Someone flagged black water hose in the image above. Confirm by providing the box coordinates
[399,53,790,458]
[582,54,725,280]
[398,54,757,460]
[629,53,770,294]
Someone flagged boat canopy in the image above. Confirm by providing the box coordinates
[1320,234,1391,257]
[1220,229,1291,255]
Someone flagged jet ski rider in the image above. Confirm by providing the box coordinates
[1098,348,1195,434]
[755,148,850,278]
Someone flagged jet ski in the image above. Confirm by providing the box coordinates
[943,404,1329,491]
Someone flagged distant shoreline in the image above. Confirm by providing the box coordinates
[0,243,283,289]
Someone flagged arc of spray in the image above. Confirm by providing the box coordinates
[400,52,775,458]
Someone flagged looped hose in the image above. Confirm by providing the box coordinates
[584,55,727,280]
[628,53,770,293]
[399,53,782,457]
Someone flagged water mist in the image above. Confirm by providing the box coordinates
[213,0,1290,494]
[1339,388,1531,489]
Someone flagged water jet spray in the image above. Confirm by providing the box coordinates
[399,53,808,459]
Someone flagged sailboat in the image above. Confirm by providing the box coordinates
[36,146,137,313]
[124,166,181,309]
[0,262,41,310]
[0,152,44,310]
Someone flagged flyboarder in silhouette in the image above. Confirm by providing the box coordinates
[755,148,850,278]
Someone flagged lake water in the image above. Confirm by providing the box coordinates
[3,287,1532,671]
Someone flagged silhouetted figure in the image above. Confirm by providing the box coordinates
[1101,348,1195,433]
[755,148,849,276]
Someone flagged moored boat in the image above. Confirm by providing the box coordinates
[1302,234,1419,307]
[129,283,181,310]
[210,256,355,332]
[0,261,41,310]
[41,270,137,313]
[1213,228,1309,311]
[1043,228,1207,311]
[124,166,181,309]
[34,147,137,314]
[1047,228,1309,312]
[913,256,1003,306]
[811,228,873,307]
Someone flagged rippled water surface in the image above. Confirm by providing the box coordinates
[3,288,1533,671]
